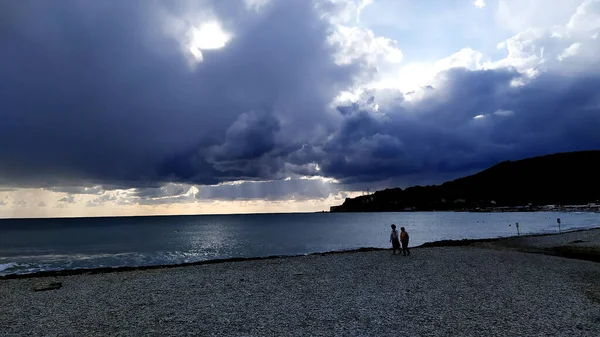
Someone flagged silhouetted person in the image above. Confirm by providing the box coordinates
[400,227,410,256]
[390,224,400,255]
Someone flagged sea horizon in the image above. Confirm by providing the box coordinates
[1,207,596,221]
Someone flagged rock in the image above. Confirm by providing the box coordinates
[33,282,62,292]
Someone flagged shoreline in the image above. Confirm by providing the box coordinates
[3,226,599,280]
[418,225,600,247]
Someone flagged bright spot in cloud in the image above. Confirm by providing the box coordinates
[370,48,484,100]
[188,21,231,62]
[473,0,485,8]
[186,186,199,197]
[473,114,486,119]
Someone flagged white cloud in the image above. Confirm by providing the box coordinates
[497,1,600,75]
[322,0,375,24]
[445,0,600,83]
[474,0,486,8]
[329,25,403,66]
[566,0,600,33]
[557,42,582,60]
[487,29,547,74]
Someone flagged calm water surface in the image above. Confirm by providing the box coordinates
[1,212,598,276]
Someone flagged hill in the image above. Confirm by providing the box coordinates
[329,151,600,212]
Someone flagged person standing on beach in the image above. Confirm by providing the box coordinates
[400,227,410,256]
[390,224,400,255]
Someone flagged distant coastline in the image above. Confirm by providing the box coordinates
[328,204,600,213]
[330,151,600,213]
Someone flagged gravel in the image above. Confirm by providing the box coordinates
[1,245,599,337]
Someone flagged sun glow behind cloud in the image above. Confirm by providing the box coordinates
[188,21,231,62]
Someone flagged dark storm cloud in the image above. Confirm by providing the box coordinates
[0,0,355,188]
[1,0,599,200]
[208,111,281,162]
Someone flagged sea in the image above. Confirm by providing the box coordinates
[1,211,599,277]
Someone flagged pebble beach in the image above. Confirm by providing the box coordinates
[1,229,600,337]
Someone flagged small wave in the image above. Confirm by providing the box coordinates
[0,251,208,277]
[0,262,18,272]
[0,262,42,276]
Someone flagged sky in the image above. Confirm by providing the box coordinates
[1,0,599,218]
